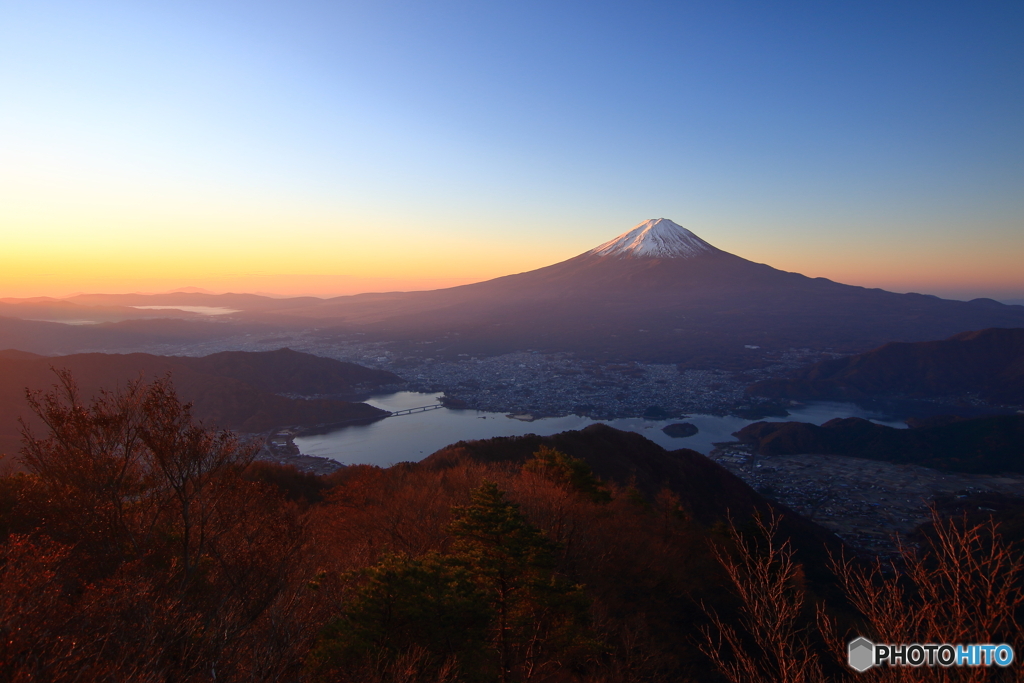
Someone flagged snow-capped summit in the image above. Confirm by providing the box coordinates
[587,219,720,259]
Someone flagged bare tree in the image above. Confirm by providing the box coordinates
[138,378,257,587]
[700,512,826,683]
[825,511,1024,682]
[19,369,158,563]
[705,507,1024,683]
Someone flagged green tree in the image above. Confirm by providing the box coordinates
[313,481,595,682]
[449,481,593,682]
[522,446,611,504]
[313,552,491,681]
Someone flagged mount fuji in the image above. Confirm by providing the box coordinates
[586,218,721,258]
[246,218,1024,365]
[18,219,1019,366]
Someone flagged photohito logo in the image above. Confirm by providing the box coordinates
[848,638,1014,671]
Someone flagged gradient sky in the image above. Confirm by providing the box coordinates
[2,1,1022,300]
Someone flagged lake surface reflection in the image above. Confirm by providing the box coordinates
[294,391,908,468]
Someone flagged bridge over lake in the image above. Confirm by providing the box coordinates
[388,404,444,417]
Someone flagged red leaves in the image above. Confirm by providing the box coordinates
[2,372,317,682]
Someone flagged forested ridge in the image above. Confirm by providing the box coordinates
[735,414,1024,474]
[0,349,399,458]
[748,328,1024,405]
[1,374,1022,682]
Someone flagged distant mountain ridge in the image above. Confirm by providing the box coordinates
[0,316,267,356]
[0,291,324,327]
[0,349,45,361]
[4,219,1024,366]
[748,328,1024,405]
[735,415,1024,474]
[66,291,323,310]
[0,349,400,459]
[182,348,398,396]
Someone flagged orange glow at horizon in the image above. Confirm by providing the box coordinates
[3,196,1021,301]
[2,2,1022,306]
[719,230,1024,301]
[0,208,571,299]
[4,241,1022,302]
[0,272,492,300]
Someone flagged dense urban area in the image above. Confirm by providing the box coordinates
[96,328,834,419]
[707,444,1024,556]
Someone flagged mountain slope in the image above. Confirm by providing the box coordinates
[9,219,1022,366]
[422,423,845,574]
[735,414,1024,473]
[748,327,1024,404]
[249,219,1024,364]
[182,348,399,395]
[587,218,723,258]
[0,350,399,459]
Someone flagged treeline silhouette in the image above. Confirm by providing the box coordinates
[749,327,1024,405]
[0,348,399,458]
[1,374,1021,681]
[735,414,1024,474]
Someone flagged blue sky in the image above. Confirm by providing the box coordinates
[2,1,1022,299]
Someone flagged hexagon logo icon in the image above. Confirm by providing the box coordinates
[848,637,875,672]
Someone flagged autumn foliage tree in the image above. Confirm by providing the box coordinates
[311,480,594,683]
[0,371,320,682]
[8,371,1022,683]
[522,446,611,505]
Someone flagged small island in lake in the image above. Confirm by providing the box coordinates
[662,422,699,438]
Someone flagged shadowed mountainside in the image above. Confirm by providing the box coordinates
[0,349,400,458]
[229,221,1024,365]
[735,414,1024,473]
[748,327,1024,405]
[0,349,45,361]
[180,348,399,395]
[250,249,1024,365]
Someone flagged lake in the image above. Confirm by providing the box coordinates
[294,391,909,467]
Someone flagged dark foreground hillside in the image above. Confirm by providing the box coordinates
[0,348,399,458]
[2,373,1021,682]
